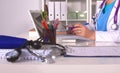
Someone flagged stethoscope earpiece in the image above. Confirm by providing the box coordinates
[6,49,21,62]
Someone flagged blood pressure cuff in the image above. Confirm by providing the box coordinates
[0,35,27,49]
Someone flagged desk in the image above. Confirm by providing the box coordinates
[1,32,120,73]
[1,58,120,73]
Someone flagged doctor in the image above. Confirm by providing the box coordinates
[72,0,120,42]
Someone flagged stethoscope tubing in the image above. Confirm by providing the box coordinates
[114,0,120,24]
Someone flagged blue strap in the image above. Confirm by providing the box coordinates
[0,35,27,49]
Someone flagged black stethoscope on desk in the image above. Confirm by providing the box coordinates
[97,0,120,30]
[5,37,66,63]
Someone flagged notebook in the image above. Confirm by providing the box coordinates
[65,46,120,57]
[64,42,120,57]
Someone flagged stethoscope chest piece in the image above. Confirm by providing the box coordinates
[111,24,119,30]
[6,50,21,62]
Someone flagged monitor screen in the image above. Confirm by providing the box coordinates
[29,10,43,37]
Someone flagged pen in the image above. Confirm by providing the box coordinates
[54,19,59,29]
[42,20,55,44]
[48,24,55,43]
[43,31,49,42]
[63,25,79,34]
[63,25,76,31]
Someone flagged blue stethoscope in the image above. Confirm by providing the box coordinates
[98,0,120,30]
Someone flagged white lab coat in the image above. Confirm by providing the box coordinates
[91,0,120,42]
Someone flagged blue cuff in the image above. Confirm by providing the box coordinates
[0,35,27,49]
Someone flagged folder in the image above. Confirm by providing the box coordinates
[65,46,120,57]
[48,2,55,21]
[60,2,66,21]
[55,2,61,20]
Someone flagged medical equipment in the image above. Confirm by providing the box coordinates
[0,35,66,63]
[98,0,120,30]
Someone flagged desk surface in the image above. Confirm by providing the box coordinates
[1,32,120,65]
[1,57,120,73]
[1,57,120,65]
[1,32,120,73]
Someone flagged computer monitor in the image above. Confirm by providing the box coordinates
[29,10,43,37]
[29,10,56,44]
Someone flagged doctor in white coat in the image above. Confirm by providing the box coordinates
[72,0,120,42]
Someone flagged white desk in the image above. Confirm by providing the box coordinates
[1,57,120,73]
[1,32,120,73]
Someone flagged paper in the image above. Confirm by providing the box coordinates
[0,49,52,60]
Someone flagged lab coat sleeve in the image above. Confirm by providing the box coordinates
[96,31,120,42]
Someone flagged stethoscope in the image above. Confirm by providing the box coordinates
[97,0,120,30]
[5,36,66,63]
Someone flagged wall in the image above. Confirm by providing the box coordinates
[0,0,41,36]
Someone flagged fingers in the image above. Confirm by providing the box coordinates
[73,24,84,27]
[67,24,85,36]
[73,30,82,35]
[72,24,85,36]
[72,27,82,35]
[72,26,82,30]
[72,24,83,34]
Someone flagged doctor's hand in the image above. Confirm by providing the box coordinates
[72,24,95,40]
